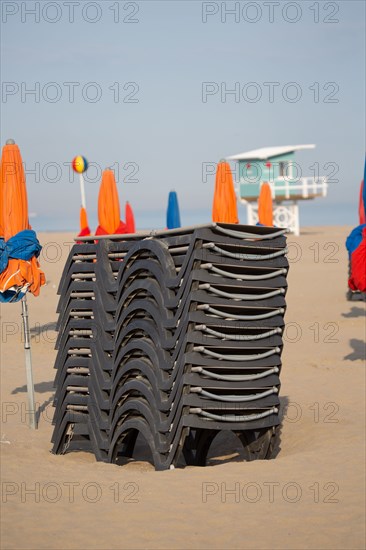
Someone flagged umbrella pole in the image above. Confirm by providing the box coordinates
[21,295,37,429]
[79,173,86,209]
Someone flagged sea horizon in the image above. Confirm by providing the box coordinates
[33,201,358,233]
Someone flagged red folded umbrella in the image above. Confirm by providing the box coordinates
[95,221,127,236]
[125,201,136,233]
[349,227,366,292]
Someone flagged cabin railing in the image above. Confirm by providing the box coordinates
[239,176,328,201]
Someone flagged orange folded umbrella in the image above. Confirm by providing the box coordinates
[96,170,127,235]
[0,141,45,297]
[359,179,365,225]
[0,139,45,430]
[0,142,29,241]
[125,201,136,233]
[212,161,239,224]
[258,182,273,226]
[79,206,91,237]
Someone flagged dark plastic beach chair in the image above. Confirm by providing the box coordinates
[51,223,289,469]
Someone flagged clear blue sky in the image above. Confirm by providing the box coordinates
[1,1,365,230]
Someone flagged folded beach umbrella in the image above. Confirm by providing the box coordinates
[125,201,136,233]
[96,170,127,235]
[78,206,91,237]
[212,161,239,224]
[349,227,366,292]
[71,156,91,237]
[166,191,181,229]
[0,139,45,429]
[358,159,366,225]
[258,182,273,226]
[346,158,366,299]
[0,140,45,299]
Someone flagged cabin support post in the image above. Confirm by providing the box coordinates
[245,201,300,236]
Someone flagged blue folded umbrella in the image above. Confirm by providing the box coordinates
[166,191,181,230]
[346,224,366,257]
[0,229,42,302]
[362,158,366,220]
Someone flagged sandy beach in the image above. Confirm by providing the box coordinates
[0,225,365,550]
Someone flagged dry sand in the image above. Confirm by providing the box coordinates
[0,226,365,550]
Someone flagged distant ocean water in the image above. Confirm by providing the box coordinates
[33,201,358,233]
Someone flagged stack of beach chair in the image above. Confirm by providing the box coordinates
[51,223,288,470]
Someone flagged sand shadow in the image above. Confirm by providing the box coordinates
[30,322,57,340]
[10,382,55,425]
[201,395,289,467]
[114,432,155,469]
[342,307,366,318]
[294,229,322,236]
[12,380,54,395]
[36,395,54,424]
[344,339,366,361]
[205,431,251,466]
[114,397,289,469]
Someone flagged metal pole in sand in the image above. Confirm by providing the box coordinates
[21,294,37,429]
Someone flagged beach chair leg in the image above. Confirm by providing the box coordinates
[236,427,276,461]
[21,296,38,430]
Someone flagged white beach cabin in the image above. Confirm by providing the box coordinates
[226,144,328,235]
